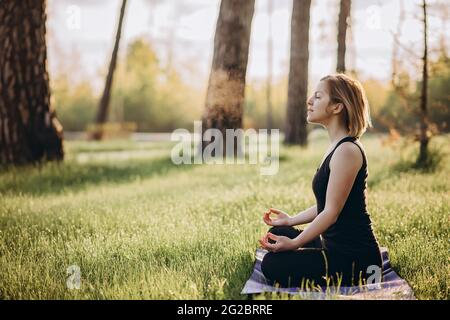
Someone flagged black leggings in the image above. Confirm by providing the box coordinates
[260,226,382,288]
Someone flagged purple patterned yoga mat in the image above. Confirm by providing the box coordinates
[241,247,416,300]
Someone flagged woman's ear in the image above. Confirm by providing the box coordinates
[332,103,345,115]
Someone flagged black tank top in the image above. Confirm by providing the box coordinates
[312,136,380,257]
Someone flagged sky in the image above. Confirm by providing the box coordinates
[46,0,449,92]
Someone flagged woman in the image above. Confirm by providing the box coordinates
[259,74,383,288]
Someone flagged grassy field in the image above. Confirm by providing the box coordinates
[0,131,448,300]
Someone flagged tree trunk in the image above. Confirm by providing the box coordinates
[418,0,429,165]
[0,0,64,165]
[337,0,351,73]
[266,0,273,131]
[201,0,255,157]
[284,0,311,146]
[92,0,127,140]
[391,0,405,88]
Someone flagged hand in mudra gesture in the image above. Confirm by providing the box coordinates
[258,232,299,252]
[262,208,292,227]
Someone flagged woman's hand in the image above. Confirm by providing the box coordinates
[263,208,292,226]
[258,233,299,252]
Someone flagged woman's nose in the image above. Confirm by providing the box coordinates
[307,96,313,106]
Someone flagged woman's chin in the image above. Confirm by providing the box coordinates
[307,114,322,125]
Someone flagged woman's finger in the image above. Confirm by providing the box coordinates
[262,235,276,251]
[263,213,273,225]
[264,234,272,245]
[267,232,279,242]
[259,238,269,250]
[269,208,282,215]
[263,212,271,220]
[258,239,264,248]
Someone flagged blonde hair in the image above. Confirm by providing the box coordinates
[320,74,373,138]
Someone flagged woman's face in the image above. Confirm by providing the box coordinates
[306,81,333,125]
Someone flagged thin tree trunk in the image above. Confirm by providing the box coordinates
[92,0,127,140]
[391,0,405,88]
[266,0,273,131]
[418,0,429,165]
[284,0,311,146]
[201,0,255,157]
[0,0,64,165]
[337,0,351,73]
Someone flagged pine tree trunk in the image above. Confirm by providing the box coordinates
[92,0,127,140]
[201,0,255,157]
[418,0,429,166]
[337,0,351,73]
[284,0,311,146]
[0,0,64,165]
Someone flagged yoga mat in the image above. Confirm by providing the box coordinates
[241,247,416,300]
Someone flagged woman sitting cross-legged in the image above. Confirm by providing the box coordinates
[259,74,383,288]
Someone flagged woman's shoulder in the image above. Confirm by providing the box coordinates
[329,141,365,171]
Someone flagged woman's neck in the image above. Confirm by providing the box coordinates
[325,120,350,144]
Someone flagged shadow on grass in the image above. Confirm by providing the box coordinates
[136,242,257,299]
[0,156,194,196]
[66,140,175,154]
[368,144,447,189]
[390,146,446,174]
[0,151,290,197]
[222,251,255,300]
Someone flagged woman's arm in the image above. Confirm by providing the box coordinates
[288,205,318,226]
[260,142,364,253]
[293,143,363,248]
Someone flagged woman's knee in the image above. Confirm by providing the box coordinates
[267,226,300,241]
[261,253,298,287]
[261,253,278,281]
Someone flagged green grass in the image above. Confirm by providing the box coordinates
[0,132,448,300]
